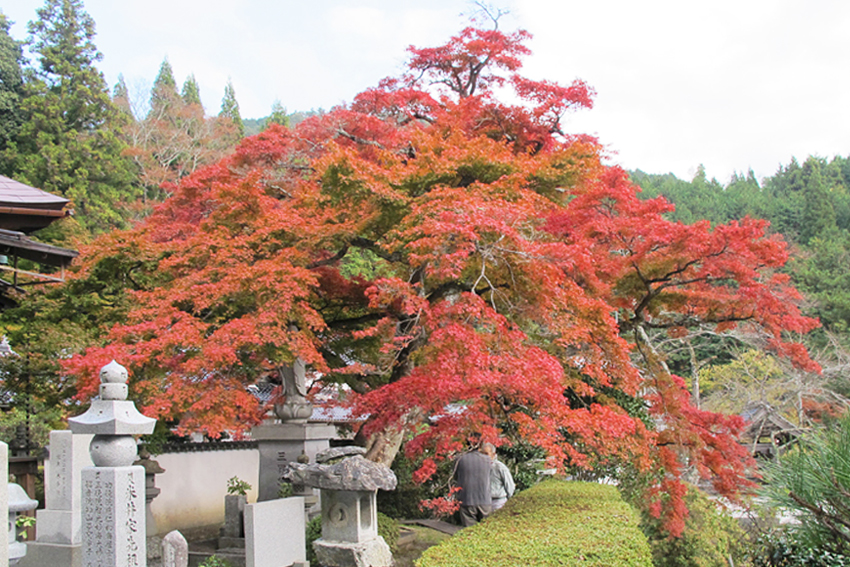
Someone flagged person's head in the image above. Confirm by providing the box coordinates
[467,431,482,449]
[481,442,496,459]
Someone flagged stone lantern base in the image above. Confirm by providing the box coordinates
[314,536,392,567]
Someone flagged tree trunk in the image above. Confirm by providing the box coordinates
[356,408,424,467]
[362,424,406,467]
[688,340,700,409]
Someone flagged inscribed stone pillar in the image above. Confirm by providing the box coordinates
[69,360,156,567]
[37,430,94,544]
[252,422,335,502]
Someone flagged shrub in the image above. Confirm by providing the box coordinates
[758,412,850,558]
[752,530,850,566]
[305,516,321,565]
[379,448,454,520]
[225,476,251,496]
[377,512,400,555]
[199,556,233,567]
[416,480,652,567]
[640,486,748,567]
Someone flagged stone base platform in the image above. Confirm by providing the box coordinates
[314,536,392,567]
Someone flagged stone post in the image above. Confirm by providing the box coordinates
[0,441,8,567]
[35,430,94,544]
[284,455,397,567]
[19,430,94,567]
[160,531,187,567]
[69,360,156,567]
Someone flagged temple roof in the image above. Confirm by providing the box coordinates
[0,176,69,209]
[0,176,71,233]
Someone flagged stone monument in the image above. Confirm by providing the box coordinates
[21,430,95,567]
[69,360,156,567]
[161,531,188,567]
[244,497,307,567]
[284,455,397,567]
[253,359,336,502]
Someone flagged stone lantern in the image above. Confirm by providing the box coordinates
[284,455,397,567]
[8,482,37,565]
[68,360,156,567]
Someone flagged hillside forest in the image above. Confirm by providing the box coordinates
[0,1,849,561]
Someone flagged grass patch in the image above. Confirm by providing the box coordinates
[416,480,652,567]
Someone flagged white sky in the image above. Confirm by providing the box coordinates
[2,0,848,184]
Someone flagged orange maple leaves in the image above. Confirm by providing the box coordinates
[61,23,820,536]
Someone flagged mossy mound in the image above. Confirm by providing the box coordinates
[417,479,652,567]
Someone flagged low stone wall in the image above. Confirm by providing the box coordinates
[150,441,260,535]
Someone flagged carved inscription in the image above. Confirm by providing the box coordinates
[125,471,141,567]
[83,470,115,567]
[51,438,71,509]
[81,467,145,567]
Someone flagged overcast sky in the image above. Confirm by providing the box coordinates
[3,0,848,184]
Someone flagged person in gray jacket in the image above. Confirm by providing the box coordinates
[482,442,515,510]
[453,433,492,526]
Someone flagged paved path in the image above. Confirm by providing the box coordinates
[405,518,462,535]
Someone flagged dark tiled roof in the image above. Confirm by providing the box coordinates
[0,176,68,210]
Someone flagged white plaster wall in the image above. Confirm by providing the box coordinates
[150,447,259,534]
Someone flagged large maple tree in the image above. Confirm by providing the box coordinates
[63,24,818,534]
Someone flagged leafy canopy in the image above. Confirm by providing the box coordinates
[65,22,818,535]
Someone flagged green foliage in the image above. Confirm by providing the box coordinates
[226,476,251,496]
[219,78,243,139]
[149,57,177,116]
[266,100,289,129]
[0,236,160,419]
[0,405,63,450]
[277,482,293,499]
[112,74,131,116]
[0,10,24,165]
[800,159,837,245]
[416,480,652,567]
[181,73,202,107]
[758,413,850,557]
[199,555,233,567]
[139,420,184,456]
[339,247,389,281]
[15,515,36,540]
[789,228,850,336]
[698,350,790,417]
[752,530,850,566]
[305,516,321,565]
[494,439,547,491]
[640,486,747,567]
[377,511,400,555]
[379,448,446,520]
[6,0,138,236]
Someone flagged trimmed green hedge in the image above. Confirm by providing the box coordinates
[416,480,652,567]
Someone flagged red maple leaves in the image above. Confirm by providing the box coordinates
[62,23,818,536]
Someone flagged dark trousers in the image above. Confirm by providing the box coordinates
[459,504,492,527]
